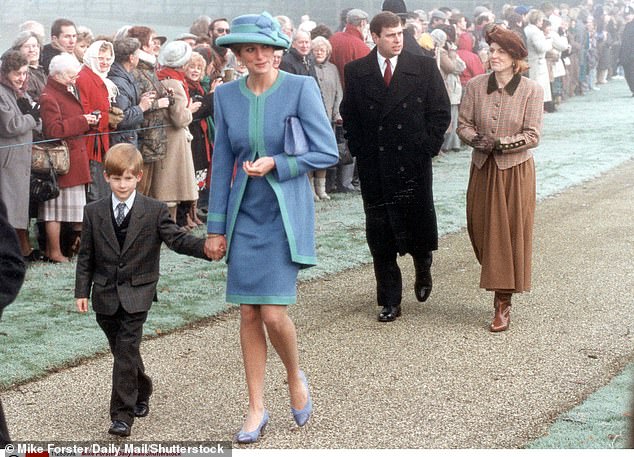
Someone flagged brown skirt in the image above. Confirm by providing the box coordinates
[466,156,535,293]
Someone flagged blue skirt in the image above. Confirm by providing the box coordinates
[226,176,299,305]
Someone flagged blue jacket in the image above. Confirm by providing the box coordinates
[207,71,338,266]
[108,61,144,147]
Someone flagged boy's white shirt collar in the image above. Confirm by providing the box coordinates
[112,191,137,213]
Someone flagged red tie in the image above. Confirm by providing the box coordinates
[384,59,392,86]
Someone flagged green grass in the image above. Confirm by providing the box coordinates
[526,363,634,449]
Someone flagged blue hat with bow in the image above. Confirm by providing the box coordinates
[216,12,291,50]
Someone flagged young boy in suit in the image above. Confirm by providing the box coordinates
[75,143,210,437]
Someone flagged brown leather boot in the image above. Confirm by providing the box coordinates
[490,292,512,332]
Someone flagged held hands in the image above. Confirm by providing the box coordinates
[76,298,89,313]
[243,157,275,177]
[204,235,227,261]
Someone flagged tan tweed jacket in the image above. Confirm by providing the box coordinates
[458,72,544,170]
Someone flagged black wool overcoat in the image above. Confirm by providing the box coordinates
[340,48,451,256]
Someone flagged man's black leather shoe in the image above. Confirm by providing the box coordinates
[108,420,131,437]
[134,401,149,418]
[414,267,432,302]
[378,305,401,322]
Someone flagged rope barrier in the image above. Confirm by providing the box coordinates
[0,123,175,150]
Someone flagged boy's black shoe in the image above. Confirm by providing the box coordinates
[108,420,131,437]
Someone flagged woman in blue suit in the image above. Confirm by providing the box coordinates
[203,12,338,444]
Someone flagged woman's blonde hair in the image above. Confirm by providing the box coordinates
[186,51,206,70]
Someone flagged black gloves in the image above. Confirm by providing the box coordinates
[17,97,40,122]
[16,97,31,114]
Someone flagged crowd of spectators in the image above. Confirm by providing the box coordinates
[0,1,632,265]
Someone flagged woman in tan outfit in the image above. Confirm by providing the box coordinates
[457,25,544,332]
[153,41,201,221]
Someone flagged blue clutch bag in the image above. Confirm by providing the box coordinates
[284,116,309,156]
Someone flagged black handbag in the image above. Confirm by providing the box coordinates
[335,125,353,165]
[30,167,60,202]
[337,143,352,165]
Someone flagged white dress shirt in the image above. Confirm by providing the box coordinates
[377,53,399,78]
[112,191,136,220]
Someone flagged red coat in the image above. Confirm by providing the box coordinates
[457,33,485,87]
[329,25,370,87]
[75,66,110,162]
[40,77,92,188]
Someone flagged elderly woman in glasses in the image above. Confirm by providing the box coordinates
[457,25,544,332]
[310,35,343,201]
[39,54,99,262]
[75,40,117,203]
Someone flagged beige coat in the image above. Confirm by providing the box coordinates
[149,78,197,203]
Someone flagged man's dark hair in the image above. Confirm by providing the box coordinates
[50,18,76,38]
[208,18,229,35]
[370,11,401,36]
[311,24,333,40]
[113,37,141,64]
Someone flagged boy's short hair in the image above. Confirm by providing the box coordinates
[104,144,143,176]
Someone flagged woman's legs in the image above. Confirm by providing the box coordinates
[260,305,307,412]
[239,305,268,432]
[238,304,308,432]
[314,169,330,200]
[44,221,69,262]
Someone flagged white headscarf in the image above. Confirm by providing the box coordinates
[430,29,447,49]
[82,40,118,103]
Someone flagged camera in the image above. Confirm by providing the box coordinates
[192,94,204,102]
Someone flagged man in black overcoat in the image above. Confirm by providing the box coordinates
[620,6,634,96]
[0,199,27,446]
[340,11,450,322]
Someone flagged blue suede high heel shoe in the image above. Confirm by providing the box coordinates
[291,370,313,426]
[235,410,269,444]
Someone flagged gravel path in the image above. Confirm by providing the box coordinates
[4,159,634,448]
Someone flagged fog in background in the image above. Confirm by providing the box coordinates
[0,0,486,51]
